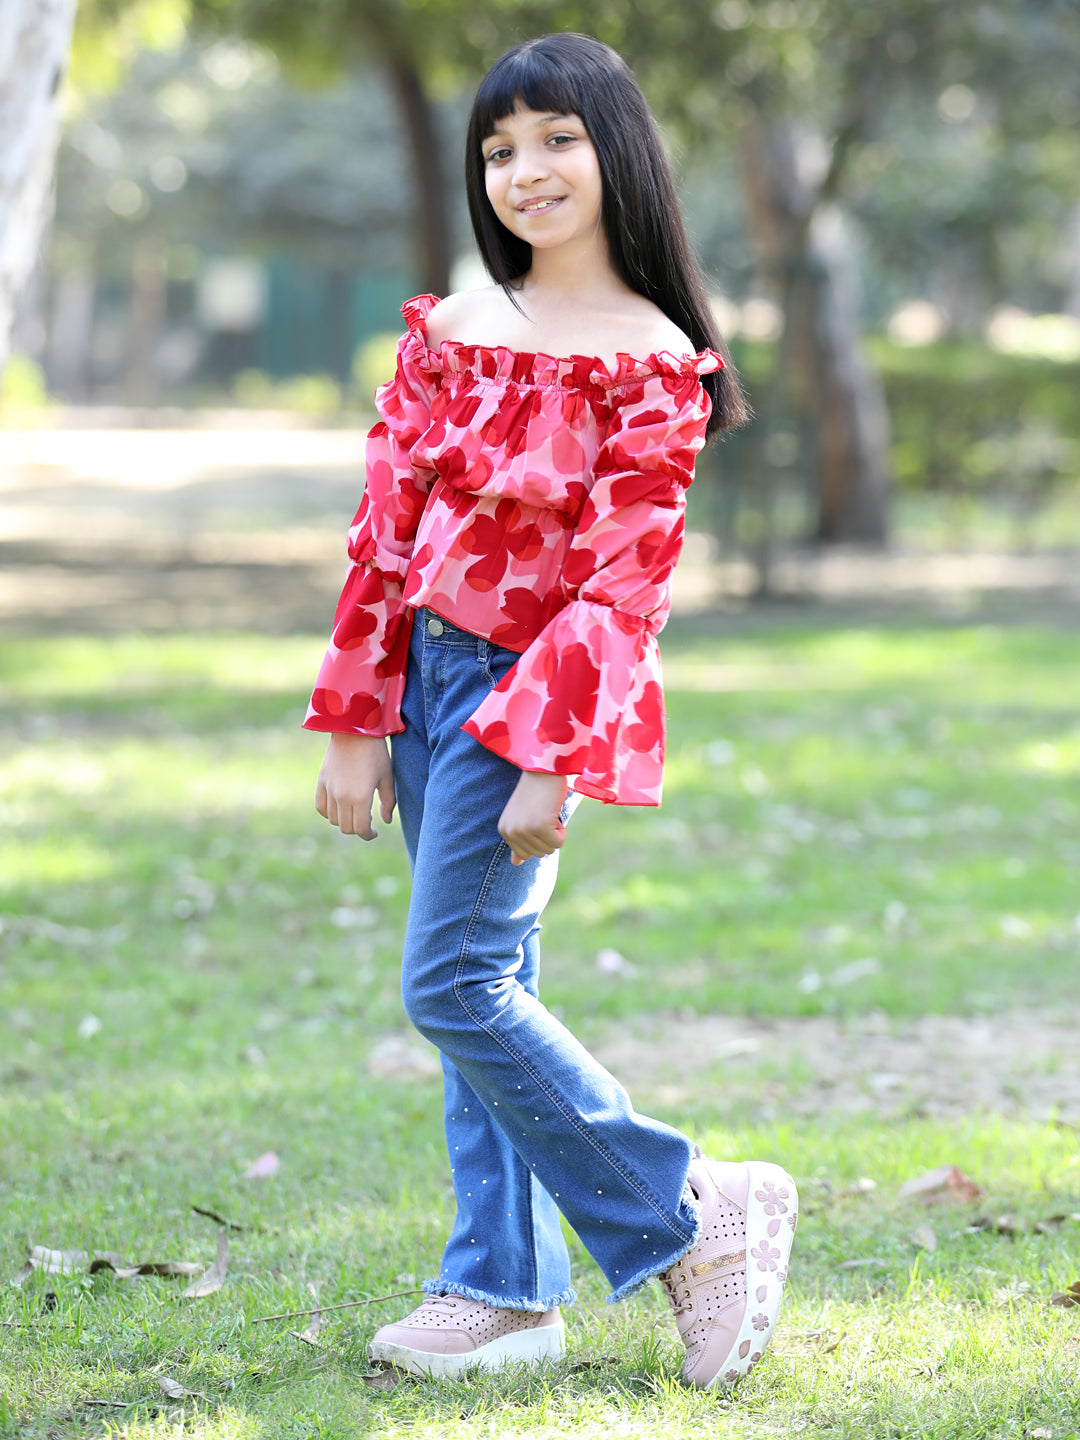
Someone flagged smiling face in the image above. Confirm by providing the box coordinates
[481,105,604,254]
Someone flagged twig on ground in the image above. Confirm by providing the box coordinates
[191,1205,245,1231]
[253,1288,424,1324]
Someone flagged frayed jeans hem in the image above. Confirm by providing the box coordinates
[422,1277,577,1312]
[604,1200,701,1306]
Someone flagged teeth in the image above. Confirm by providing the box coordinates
[521,199,561,212]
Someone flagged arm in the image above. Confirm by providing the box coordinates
[498,770,569,866]
[305,325,436,740]
[315,733,396,838]
[463,368,715,807]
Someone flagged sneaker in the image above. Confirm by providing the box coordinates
[659,1147,798,1388]
[368,1293,565,1378]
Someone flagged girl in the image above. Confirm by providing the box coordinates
[306,33,797,1390]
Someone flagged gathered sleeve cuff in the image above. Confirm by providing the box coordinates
[304,307,439,736]
[462,368,715,804]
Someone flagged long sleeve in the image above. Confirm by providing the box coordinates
[462,367,714,804]
[304,323,438,736]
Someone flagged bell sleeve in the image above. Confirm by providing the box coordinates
[462,364,717,804]
[304,322,437,736]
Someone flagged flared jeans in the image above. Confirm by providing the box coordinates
[390,610,699,1311]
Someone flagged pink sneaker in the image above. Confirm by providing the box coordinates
[659,1148,797,1388]
[369,1293,565,1378]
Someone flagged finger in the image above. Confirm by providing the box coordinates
[315,779,329,819]
[377,771,396,826]
[353,800,377,841]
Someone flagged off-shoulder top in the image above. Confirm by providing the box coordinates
[304,293,722,805]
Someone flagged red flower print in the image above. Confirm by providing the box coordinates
[306,299,716,802]
[537,642,599,744]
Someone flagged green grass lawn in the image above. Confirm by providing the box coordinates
[2,619,1079,1438]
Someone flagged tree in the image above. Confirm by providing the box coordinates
[0,0,79,374]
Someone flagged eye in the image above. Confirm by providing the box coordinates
[484,145,512,164]
[547,133,577,147]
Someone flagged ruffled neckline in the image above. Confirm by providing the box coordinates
[400,293,724,389]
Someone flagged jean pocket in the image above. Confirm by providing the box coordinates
[479,643,521,690]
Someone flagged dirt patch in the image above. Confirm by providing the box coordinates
[2,425,1079,635]
[590,1009,1080,1123]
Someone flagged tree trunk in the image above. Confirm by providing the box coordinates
[384,52,452,298]
[741,113,891,545]
[0,0,78,375]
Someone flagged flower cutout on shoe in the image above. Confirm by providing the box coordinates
[751,1241,780,1272]
[788,1212,798,1231]
[724,1369,740,1383]
[752,1313,770,1332]
[754,1180,790,1216]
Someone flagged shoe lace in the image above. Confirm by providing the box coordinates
[659,1264,693,1318]
[418,1293,461,1317]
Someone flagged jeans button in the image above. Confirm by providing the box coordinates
[426,616,444,637]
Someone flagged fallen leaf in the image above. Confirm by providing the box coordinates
[16,1245,207,1285]
[992,1214,1025,1237]
[158,1378,205,1401]
[898,1165,982,1205]
[1050,1281,1080,1309]
[843,1177,878,1198]
[567,1356,619,1373]
[993,1279,1032,1306]
[90,1257,202,1280]
[183,1227,228,1299]
[829,957,881,987]
[1030,1428,1054,1439]
[912,1225,938,1252]
[366,1037,441,1080]
[290,1283,323,1346]
[16,1246,122,1283]
[240,1152,280,1181]
[1033,1215,1068,1234]
[595,948,633,976]
[361,1366,405,1391]
[84,1400,136,1410]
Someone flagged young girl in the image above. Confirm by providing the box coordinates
[306,33,797,1390]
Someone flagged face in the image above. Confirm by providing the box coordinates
[481,105,604,252]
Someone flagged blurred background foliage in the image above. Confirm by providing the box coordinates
[6,0,1080,562]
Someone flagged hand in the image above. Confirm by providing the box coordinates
[315,733,396,839]
[498,771,570,866]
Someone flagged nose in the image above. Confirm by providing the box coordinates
[510,143,549,188]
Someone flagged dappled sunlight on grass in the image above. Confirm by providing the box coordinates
[3,621,1080,1438]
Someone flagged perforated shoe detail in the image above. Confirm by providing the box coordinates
[659,1149,797,1390]
[394,1294,548,1345]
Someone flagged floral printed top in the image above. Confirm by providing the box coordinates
[304,293,722,805]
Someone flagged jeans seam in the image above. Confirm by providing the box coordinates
[452,847,689,1245]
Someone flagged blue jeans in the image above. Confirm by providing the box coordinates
[391,613,702,1313]
[390,610,699,1311]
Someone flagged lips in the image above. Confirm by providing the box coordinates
[517,196,565,213]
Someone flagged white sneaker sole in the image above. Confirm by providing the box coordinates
[700,1160,798,1390]
[370,1317,566,1379]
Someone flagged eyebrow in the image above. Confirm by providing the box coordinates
[485,114,574,140]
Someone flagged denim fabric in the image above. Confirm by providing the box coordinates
[389,610,699,1311]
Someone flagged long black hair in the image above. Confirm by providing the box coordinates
[464,33,747,437]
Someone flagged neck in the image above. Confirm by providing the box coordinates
[520,227,627,305]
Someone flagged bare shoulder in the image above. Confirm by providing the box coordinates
[615,296,697,360]
[424,288,504,348]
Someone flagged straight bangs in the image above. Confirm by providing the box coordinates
[469,49,588,147]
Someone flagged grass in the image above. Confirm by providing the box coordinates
[2,618,1080,1438]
